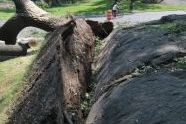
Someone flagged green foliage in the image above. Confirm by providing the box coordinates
[169,23,186,34]
[135,65,155,74]
[81,92,94,117]
[34,1,49,8]
[160,22,186,34]
[175,57,186,69]
[94,37,102,57]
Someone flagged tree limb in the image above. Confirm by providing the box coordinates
[0,0,113,56]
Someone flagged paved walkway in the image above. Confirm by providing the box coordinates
[162,0,186,4]
[1,10,186,27]
[87,10,186,25]
[0,10,186,40]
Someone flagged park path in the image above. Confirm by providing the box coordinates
[162,0,186,4]
[87,10,186,25]
[1,10,186,27]
[1,10,186,26]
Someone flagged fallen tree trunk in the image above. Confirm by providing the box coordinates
[7,18,94,124]
[0,0,113,56]
[0,43,29,56]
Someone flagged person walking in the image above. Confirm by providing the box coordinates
[112,2,118,18]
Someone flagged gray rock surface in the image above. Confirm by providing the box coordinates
[94,17,186,99]
[87,70,186,124]
[87,15,186,124]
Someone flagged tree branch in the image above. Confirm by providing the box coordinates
[0,0,113,56]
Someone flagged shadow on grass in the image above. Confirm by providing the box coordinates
[134,2,162,10]
[0,96,4,104]
[0,8,15,13]
[0,49,38,62]
[117,1,163,12]
[0,56,17,62]
[48,0,112,15]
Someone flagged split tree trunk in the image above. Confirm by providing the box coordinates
[7,18,95,124]
[1,1,113,123]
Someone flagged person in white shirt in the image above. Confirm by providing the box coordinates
[112,2,118,17]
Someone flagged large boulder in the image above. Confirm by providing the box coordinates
[87,15,186,124]
[87,70,186,124]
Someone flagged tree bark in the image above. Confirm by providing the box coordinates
[7,18,95,124]
[0,43,29,56]
[0,0,70,45]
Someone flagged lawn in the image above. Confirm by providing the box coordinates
[0,0,111,20]
[0,0,186,20]
[0,7,14,20]
[0,37,44,123]
[0,53,36,123]
[46,0,111,16]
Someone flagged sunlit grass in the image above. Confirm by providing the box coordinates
[134,3,186,11]
[46,0,110,15]
[0,0,185,20]
[0,37,44,123]
[0,53,36,123]
[0,8,14,20]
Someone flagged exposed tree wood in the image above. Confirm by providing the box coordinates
[7,19,94,124]
[86,20,113,39]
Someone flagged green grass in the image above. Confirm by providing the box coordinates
[46,0,111,15]
[0,8,14,20]
[0,53,36,123]
[0,37,45,123]
[0,0,111,20]
[176,57,186,69]
[0,0,186,20]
